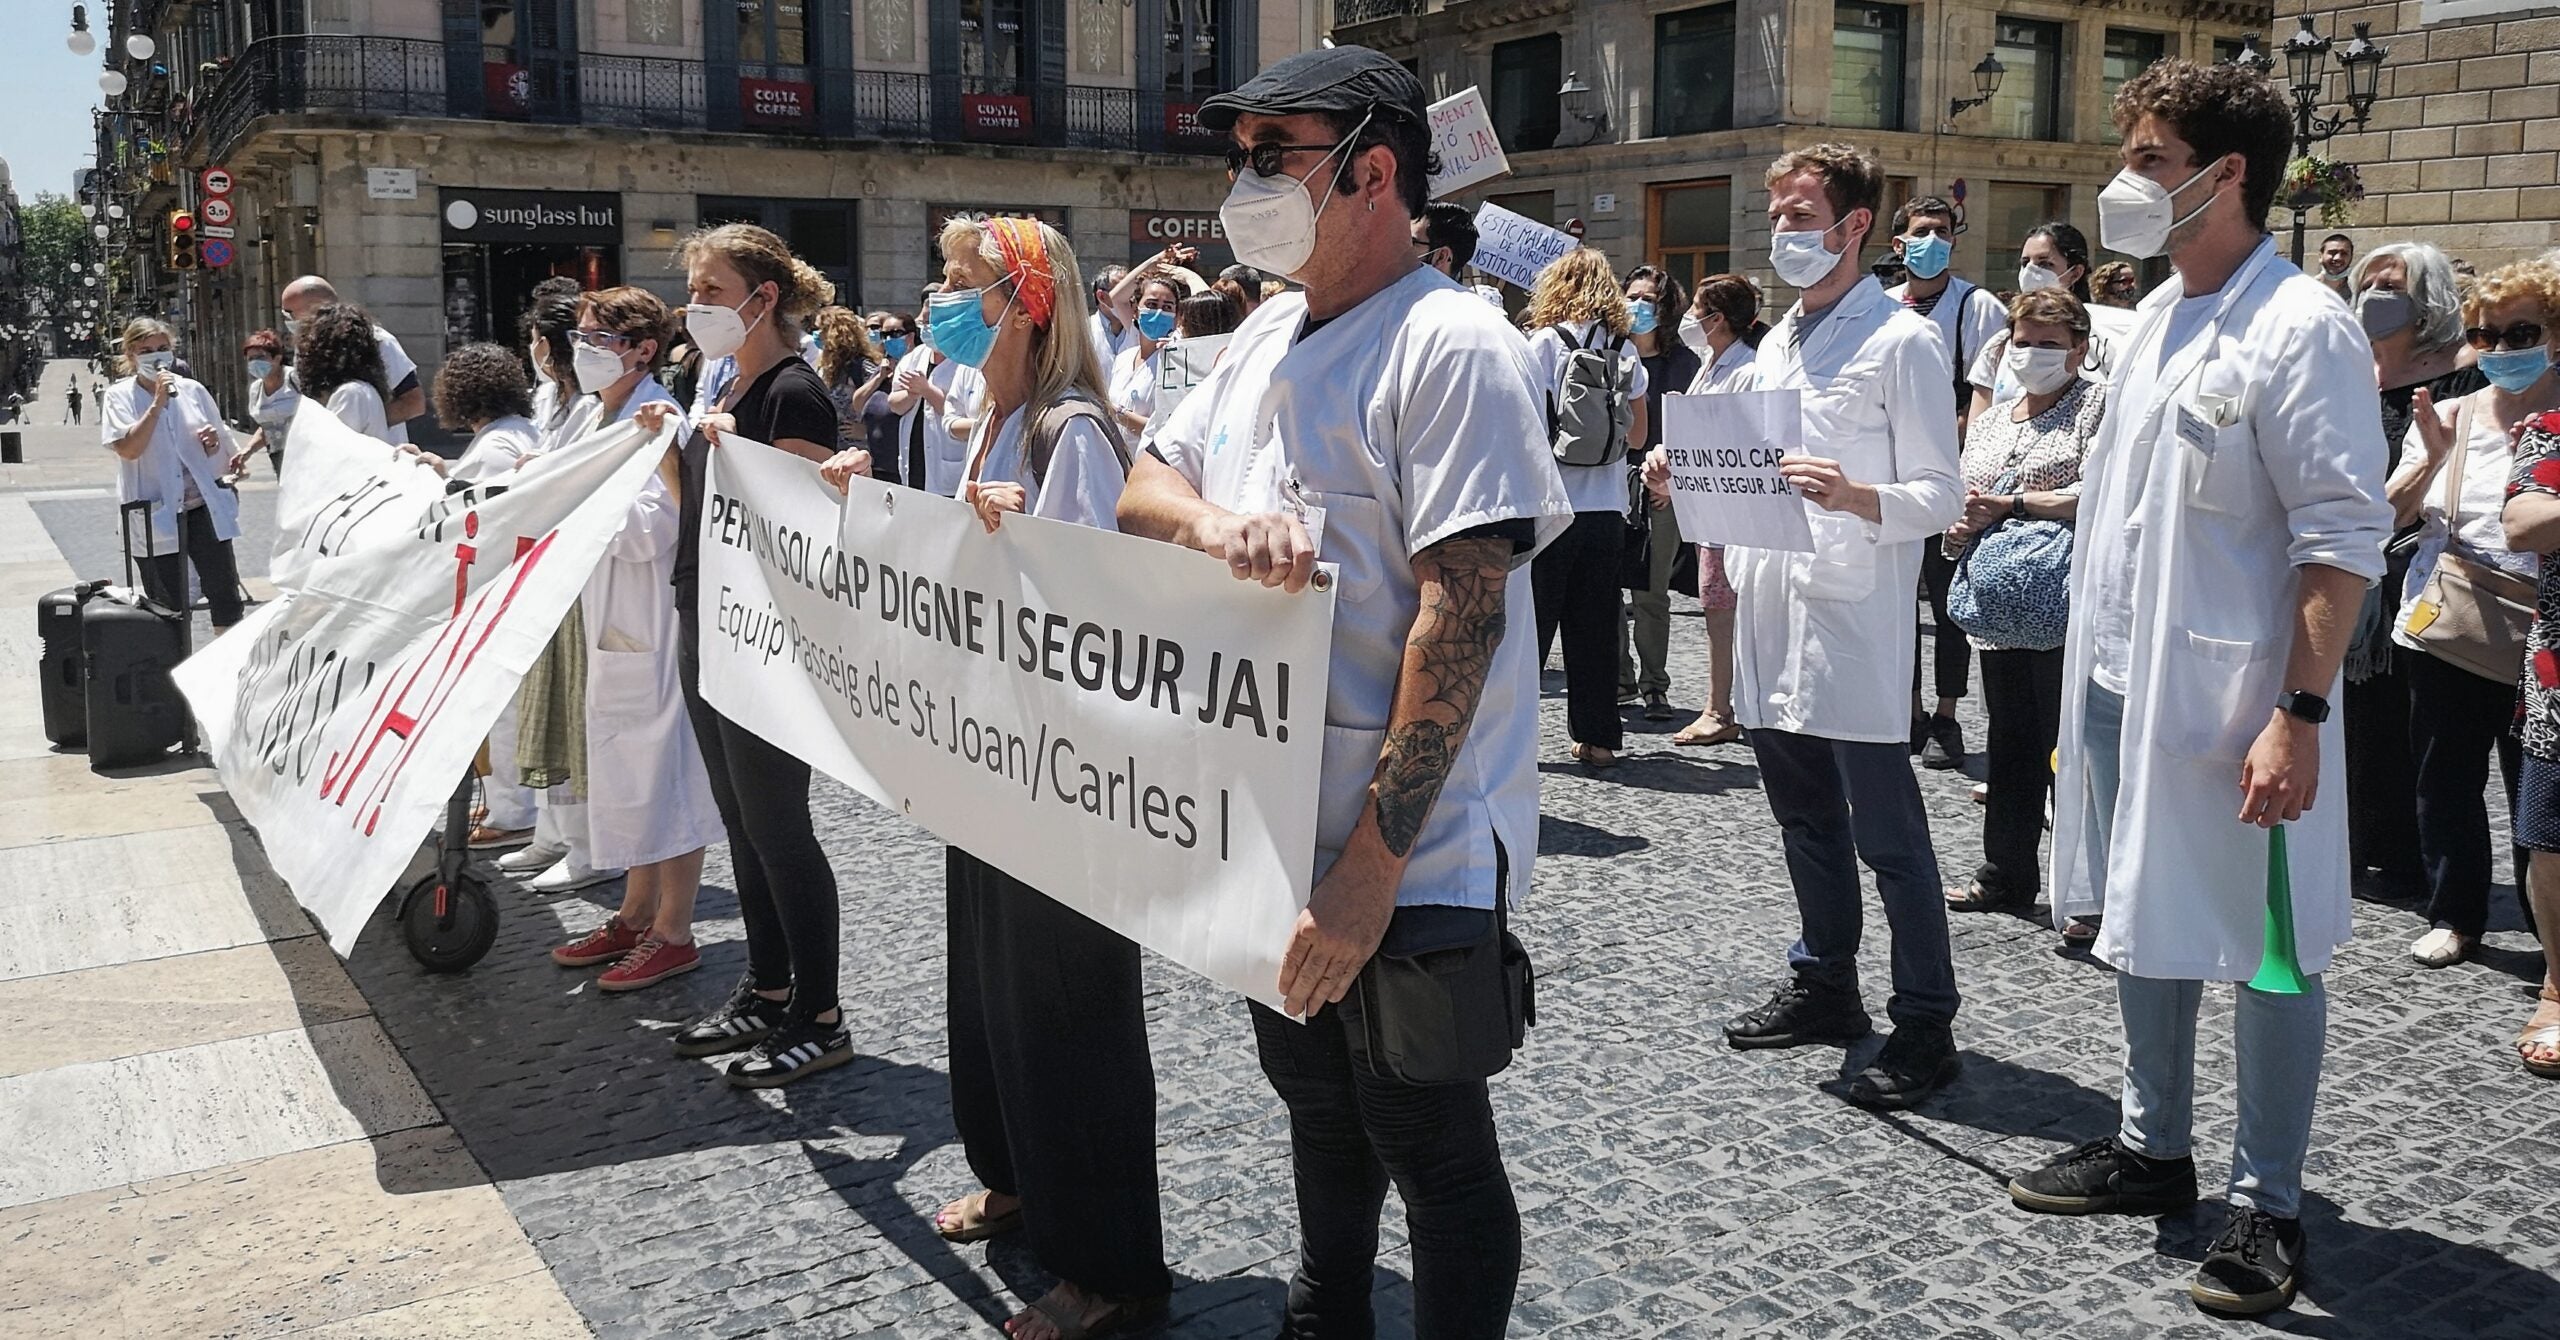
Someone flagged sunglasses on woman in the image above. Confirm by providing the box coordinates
[2466,321,2546,352]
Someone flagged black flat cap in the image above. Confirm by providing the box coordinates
[1197,46,1426,133]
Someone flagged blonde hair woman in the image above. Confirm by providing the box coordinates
[649,223,860,1088]
[101,316,247,631]
[811,304,901,481]
[1522,246,1650,768]
[879,213,1165,1340]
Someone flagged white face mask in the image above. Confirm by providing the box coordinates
[135,350,176,376]
[572,342,631,394]
[684,289,768,361]
[2017,263,2063,294]
[1217,114,1371,280]
[1769,218,1850,289]
[2096,161,2218,260]
[1677,312,1715,357]
[2005,343,2079,397]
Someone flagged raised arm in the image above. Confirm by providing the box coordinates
[1277,533,1515,1015]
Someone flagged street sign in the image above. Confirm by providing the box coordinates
[201,238,234,268]
[200,197,235,227]
[200,225,235,239]
[201,166,234,197]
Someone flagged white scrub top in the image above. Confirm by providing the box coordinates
[1109,344,1163,427]
[964,391,1125,531]
[1150,265,1573,911]
[450,414,542,485]
[373,325,418,445]
[1524,321,1650,515]
[100,374,241,551]
[892,346,983,499]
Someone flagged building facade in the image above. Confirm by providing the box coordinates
[1337,0,2272,305]
[94,0,1316,423]
[2300,0,2560,269]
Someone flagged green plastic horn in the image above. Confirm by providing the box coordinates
[2248,825,2310,996]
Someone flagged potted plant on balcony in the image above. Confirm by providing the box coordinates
[2284,155,2364,228]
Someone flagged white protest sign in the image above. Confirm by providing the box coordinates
[1426,87,1510,199]
[697,441,1336,1011]
[1150,332,1233,429]
[1469,202,1575,290]
[173,401,671,953]
[1660,390,1815,553]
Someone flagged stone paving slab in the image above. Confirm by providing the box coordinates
[0,819,307,982]
[0,936,372,1078]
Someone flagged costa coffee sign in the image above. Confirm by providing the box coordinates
[964,93,1033,142]
[741,77,814,125]
[1165,102,1219,147]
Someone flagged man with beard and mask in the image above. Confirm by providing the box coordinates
[1119,45,1570,1336]
[2318,233,2354,299]
[2004,61,2391,1318]
[1713,142,1965,1111]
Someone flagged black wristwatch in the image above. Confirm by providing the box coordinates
[2278,690,2331,724]
[2008,495,2029,520]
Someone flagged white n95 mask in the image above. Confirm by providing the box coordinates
[1218,115,1370,279]
[2096,162,2217,260]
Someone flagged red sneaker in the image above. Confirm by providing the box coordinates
[599,936,700,992]
[551,916,641,967]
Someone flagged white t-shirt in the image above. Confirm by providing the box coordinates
[1109,344,1162,425]
[2394,392,2540,653]
[373,325,417,445]
[248,371,301,432]
[451,414,541,485]
[2087,292,2219,696]
[325,381,390,442]
[1524,321,1650,515]
[1149,266,1573,910]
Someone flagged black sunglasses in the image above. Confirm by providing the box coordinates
[1224,141,1344,179]
[2467,321,2546,353]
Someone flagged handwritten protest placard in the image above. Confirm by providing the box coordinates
[1468,202,1576,289]
[1151,332,1233,430]
[1426,87,1509,199]
[1660,390,1815,553]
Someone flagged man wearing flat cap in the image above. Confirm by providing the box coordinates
[1121,44,1571,1339]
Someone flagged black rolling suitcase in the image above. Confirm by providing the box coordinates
[84,500,195,770]
[38,581,105,747]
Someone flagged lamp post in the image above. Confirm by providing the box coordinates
[1947,52,2006,120]
[1556,71,1610,149]
[2263,16,2387,266]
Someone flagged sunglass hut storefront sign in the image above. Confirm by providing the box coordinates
[441,189,624,246]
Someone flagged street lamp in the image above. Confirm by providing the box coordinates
[1556,71,1610,147]
[1948,52,2006,119]
[65,4,93,56]
[2224,33,2275,78]
[2269,15,2389,265]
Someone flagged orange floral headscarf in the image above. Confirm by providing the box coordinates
[987,216,1057,329]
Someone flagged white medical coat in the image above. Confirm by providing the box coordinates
[100,374,240,552]
[1727,276,1963,743]
[2052,237,2393,979]
[1150,266,1572,910]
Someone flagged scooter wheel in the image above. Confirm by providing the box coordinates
[398,868,499,972]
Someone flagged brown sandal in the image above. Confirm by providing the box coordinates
[933,1189,1023,1243]
[1673,714,1742,747]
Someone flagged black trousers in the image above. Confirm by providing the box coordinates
[677,609,842,1018]
[1975,648,2064,898]
[136,504,244,628]
[1912,545,1970,703]
[1532,510,1626,750]
[945,849,1168,1299]
[1251,992,1519,1339]
[2406,650,2525,938]
[2346,651,2424,879]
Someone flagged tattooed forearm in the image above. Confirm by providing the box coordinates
[1372,536,1513,856]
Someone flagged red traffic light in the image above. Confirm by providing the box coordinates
[169,209,195,232]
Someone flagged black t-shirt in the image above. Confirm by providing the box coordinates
[672,355,839,604]
[1638,344,1702,452]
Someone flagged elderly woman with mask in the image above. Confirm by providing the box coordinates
[2344,242,2483,895]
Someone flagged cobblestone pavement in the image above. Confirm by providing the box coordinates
[35,493,2560,1338]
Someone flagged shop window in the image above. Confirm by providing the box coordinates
[2103,29,2166,105]
[1988,17,2063,141]
[1652,6,1736,138]
[737,0,810,68]
[1831,3,1906,132]
[1166,0,1226,100]
[1646,178,1731,295]
[962,0,1029,89]
[1490,34,1561,153]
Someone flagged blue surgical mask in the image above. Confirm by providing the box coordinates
[1901,233,1952,281]
[1136,307,1177,341]
[1628,299,1658,336]
[2479,345,2554,394]
[882,336,910,359]
[246,358,276,381]
[926,285,1013,369]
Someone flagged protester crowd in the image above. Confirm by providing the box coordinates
[92,38,2560,1337]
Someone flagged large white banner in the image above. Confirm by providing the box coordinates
[697,439,1335,1010]
[173,402,672,953]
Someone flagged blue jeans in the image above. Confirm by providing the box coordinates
[2085,682,2327,1219]
[1751,728,1960,1028]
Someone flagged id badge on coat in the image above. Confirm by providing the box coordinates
[2178,395,2242,513]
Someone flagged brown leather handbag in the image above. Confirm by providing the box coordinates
[2402,399,2539,684]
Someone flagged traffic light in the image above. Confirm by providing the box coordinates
[166,209,198,270]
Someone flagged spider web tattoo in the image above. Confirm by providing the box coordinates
[1372,535,1513,857]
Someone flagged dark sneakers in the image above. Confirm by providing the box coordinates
[726,1013,854,1088]
[1724,978,1874,1050]
[2008,1136,2200,1216]
[1837,1023,1960,1110]
[2191,1206,2306,1316]
[671,975,787,1058]
[1920,714,1966,770]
